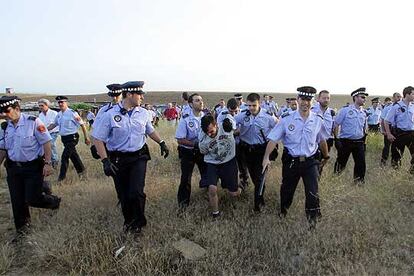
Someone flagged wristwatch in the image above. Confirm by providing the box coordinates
[44,161,52,165]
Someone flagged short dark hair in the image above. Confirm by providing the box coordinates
[403,86,414,97]
[392,92,400,98]
[318,90,330,97]
[188,93,200,104]
[201,114,215,133]
[182,92,189,101]
[384,97,391,102]
[226,98,238,110]
[246,93,260,102]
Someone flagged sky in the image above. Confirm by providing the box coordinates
[1,0,413,95]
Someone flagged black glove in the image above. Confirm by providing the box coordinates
[159,140,169,158]
[222,118,233,133]
[102,158,118,177]
[334,139,342,151]
[90,145,100,159]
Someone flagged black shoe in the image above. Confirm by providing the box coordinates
[211,211,221,219]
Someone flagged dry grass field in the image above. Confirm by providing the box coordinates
[0,92,413,275]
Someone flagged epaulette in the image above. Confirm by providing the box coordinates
[281,112,290,118]
[241,109,248,113]
[28,116,37,121]
[393,102,399,106]
[222,111,229,115]
[1,122,7,130]
[182,113,189,119]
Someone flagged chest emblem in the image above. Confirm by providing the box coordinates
[244,116,250,122]
[348,110,353,115]
[114,115,122,122]
[188,121,195,128]
[288,124,295,131]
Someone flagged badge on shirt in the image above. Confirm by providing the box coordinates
[244,116,250,122]
[37,124,47,133]
[114,115,122,122]
[288,124,295,131]
[188,122,194,128]
[348,110,353,115]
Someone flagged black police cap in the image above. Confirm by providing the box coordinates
[371,97,379,102]
[297,86,317,99]
[106,83,123,96]
[234,93,243,99]
[55,96,69,101]
[0,96,21,108]
[122,81,145,94]
[351,87,368,97]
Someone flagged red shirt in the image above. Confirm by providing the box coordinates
[164,108,178,120]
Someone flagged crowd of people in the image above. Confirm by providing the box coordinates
[1,82,414,240]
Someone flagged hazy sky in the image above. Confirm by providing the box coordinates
[1,0,413,95]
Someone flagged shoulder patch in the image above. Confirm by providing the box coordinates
[241,109,248,113]
[37,124,47,133]
[182,113,189,119]
[281,112,290,118]
[28,116,37,121]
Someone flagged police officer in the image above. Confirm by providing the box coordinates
[47,96,90,181]
[217,98,249,189]
[262,86,329,225]
[0,96,60,235]
[234,93,248,112]
[92,81,169,234]
[384,86,414,172]
[180,92,192,118]
[261,94,278,115]
[277,98,291,117]
[175,93,206,207]
[311,90,336,152]
[380,93,402,165]
[38,98,60,168]
[90,84,123,159]
[235,93,277,211]
[334,87,368,183]
[366,97,382,132]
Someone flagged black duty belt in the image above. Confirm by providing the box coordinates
[109,144,149,158]
[7,157,43,167]
[240,141,266,151]
[339,138,365,143]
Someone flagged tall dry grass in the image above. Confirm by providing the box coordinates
[0,121,413,275]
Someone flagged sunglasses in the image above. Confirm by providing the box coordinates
[58,101,66,104]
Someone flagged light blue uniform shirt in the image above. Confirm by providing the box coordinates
[239,102,248,112]
[335,104,367,139]
[235,108,277,145]
[311,102,335,139]
[277,106,291,117]
[267,110,327,157]
[54,108,84,136]
[175,110,204,149]
[384,100,414,131]
[0,113,51,162]
[260,101,278,115]
[366,106,382,125]
[92,103,155,152]
[181,104,192,117]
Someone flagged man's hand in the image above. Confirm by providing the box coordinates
[320,157,329,169]
[159,140,169,158]
[43,164,53,177]
[102,158,118,177]
[85,137,91,146]
[222,118,233,133]
[262,157,270,174]
[386,133,396,142]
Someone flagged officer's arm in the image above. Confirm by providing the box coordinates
[319,140,329,158]
[43,141,52,164]
[94,139,108,160]
[0,150,6,165]
[47,123,57,131]
[148,131,162,144]
[80,124,90,144]
[177,138,196,147]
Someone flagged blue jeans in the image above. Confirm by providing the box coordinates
[50,132,59,163]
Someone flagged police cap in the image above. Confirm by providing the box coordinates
[106,83,123,97]
[351,87,368,97]
[0,96,21,110]
[55,96,69,102]
[297,86,317,100]
[122,81,145,94]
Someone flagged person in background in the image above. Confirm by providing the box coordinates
[38,99,59,168]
